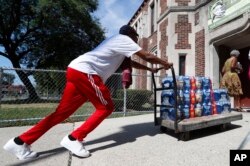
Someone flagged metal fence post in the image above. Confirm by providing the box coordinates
[123,87,127,117]
[0,68,3,109]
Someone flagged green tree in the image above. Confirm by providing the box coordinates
[0,0,105,101]
[34,70,65,99]
[1,72,15,86]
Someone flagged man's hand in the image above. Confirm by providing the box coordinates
[150,62,173,73]
[164,62,173,70]
[150,68,159,73]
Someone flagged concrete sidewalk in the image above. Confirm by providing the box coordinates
[1,112,250,166]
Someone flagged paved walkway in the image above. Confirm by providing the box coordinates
[1,112,250,166]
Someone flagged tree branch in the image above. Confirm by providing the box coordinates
[0,51,8,58]
[18,48,32,60]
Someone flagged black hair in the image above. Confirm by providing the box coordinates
[119,25,139,37]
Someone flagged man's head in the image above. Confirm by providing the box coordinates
[230,49,240,57]
[119,25,139,42]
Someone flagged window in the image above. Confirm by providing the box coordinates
[179,54,186,75]
[150,48,157,68]
[134,23,138,34]
[155,0,158,18]
[150,3,155,34]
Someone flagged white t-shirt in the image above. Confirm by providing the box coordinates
[68,34,142,82]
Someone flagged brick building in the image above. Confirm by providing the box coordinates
[128,0,250,107]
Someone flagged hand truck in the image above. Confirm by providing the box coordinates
[152,66,243,141]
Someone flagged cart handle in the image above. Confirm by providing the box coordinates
[152,66,179,132]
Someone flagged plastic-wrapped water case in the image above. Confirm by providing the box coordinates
[215,101,231,114]
[183,76,191,90]
[177,76,184,89]
[177,89,184,104]
[160,108,168,120]
[221,101,231,114]
[168,108,178,120]
[215,101,223,114]
[160,74,231,120]
[220,89,230,102]
[195,76,203,89]
[213,89,230,102]
[190,104,195,118]
[183,89,191,105]
[213,89,221,102]
[160,108,181,121]
[182,104,190,119]
[190,77,196,90]
[190,90,196,104]
[202,77,211,90]
[161,90,175,106]
[195,89,203,103]
[212,101,217,114]
[202,89,211,103]
[195,103,202,117]
[202,102,212,116]
[162,76,174,89]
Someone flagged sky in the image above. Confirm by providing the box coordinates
[0,0,143,68]
[94,0,143,37]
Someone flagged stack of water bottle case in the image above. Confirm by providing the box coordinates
[160,76,231,121]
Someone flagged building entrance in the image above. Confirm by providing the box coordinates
[217,37,250,108]
[238,47,250,108]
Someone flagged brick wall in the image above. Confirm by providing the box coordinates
[159,19,168,60]
[195,0,201,4]
[159,19,168,78]
[137,32,157,89]
[195,29,205,76]
[160,0,168,15]
[148,32,157,50]
[133,38,149,89]
[141,0,149,12]
[130,1,150,89]
[175,15,191,49]
[175,0,191,6]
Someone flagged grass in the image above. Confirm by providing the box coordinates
[0,103,95,119]
[0,102,153,127]
[0,102,95,127]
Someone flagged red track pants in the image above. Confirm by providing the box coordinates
[19,67,114,144]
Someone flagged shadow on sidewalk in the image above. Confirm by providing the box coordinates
[86,122,242,153]
[6,147,67,166]
[85,121,167,153]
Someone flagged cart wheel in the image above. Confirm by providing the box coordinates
[179,132,190,141]
[160,126,167,133]
[219,123,230,131]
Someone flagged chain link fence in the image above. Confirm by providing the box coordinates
[0,67,163,127]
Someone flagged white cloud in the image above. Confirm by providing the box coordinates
[100,10,127,36]
[94,0,143,37]
[103,0,117,8]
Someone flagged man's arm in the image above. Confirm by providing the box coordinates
[131,60,160,73]
[135,50,172,69]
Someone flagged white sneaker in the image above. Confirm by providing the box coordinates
[60,135,90,158]
[3,138,38,160]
